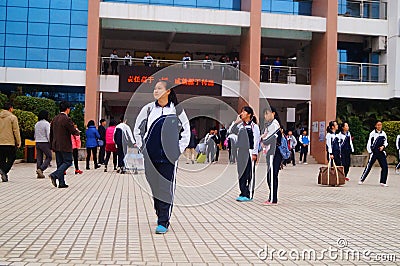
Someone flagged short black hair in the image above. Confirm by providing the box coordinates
[87,120,95,127]
[59,101,71,112]
[100,119,106,124]
[38,110,49,121]
[3,102,13,110]
[109,119,117,127]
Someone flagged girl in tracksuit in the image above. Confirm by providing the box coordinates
[326,121,341,166]
[133,81,190,234]
[261,107,281,205]
[228,106,260,202]
[396,134,400,173]
[359,121,388,186]
[338,122,354,181]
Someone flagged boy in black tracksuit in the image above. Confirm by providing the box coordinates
[359,121,388,186]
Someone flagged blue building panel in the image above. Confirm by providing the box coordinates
[103,0,241,10]
[0,0,88,70]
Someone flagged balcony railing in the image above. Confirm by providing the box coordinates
[337,62,387,83]
[260,65,311,85]
[338,0,387,19]
[100,57,241,80]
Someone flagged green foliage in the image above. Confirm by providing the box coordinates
[12,109,38,140]
[382,121,400,158]
[0,92,8,108]
[347,116,369,155]
[70,103,85,146]
[13,96,58,119]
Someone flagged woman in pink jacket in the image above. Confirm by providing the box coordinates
[104,120,118,172]
[71,124,83,174]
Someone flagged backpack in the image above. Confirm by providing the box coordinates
[278,135,291,160]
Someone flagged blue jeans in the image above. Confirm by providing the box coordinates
[52,151,72,186]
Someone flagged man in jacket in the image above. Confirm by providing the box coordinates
[98,119,107,165]
[0,102,21,182]
[49,101,79,188]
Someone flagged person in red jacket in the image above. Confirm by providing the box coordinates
[104,120,118,172]
[71,123,83,174]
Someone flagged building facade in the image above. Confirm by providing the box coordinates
[0,0,399,163]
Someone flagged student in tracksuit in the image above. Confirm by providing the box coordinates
[134,81,190,234]
[326,121,341,166]
[261,107,281,205]
[338,122,354,181]
[114,115,135,174]
[359,121,388,186]
[396,134,400,173]
[229,106,260,202]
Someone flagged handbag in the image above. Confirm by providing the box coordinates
[318,159,346,186]
[124,148,145,173]
[97,139,104,147]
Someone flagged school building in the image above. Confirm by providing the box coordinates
[0,0,398,163]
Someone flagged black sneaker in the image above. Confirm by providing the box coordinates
[49,174,57,187]
[58,184,69,188]
[0,169,8,182]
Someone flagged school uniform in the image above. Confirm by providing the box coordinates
[286,135,297,166]
[338,131,354,177]
[298,135,310,163]
[204,133,216,163]
[360,129,388,184]
[229,120,260,199]
[326,132,341,166]
[261,119,281,203]
[134,101,190,229]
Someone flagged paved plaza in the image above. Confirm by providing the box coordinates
[0,152,399,266]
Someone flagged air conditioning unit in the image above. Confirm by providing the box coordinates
[372,36,386,52]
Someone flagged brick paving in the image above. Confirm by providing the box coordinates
[0,152,399,265]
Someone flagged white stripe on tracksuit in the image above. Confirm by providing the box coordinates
[168,161,178,222]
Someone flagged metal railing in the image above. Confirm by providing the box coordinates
[260,65,311,85]
[337,62,387,83]
[100,57,241,80]
[338,0,387,20]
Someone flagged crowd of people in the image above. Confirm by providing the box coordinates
[1,90,400,234]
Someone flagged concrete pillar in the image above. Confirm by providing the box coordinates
[85,0,101,124]
[310,0,338,163]
[239,0,261,116]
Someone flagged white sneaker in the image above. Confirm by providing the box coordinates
[358,180,364,185]
[303,162,308,165]
[380,183,388,187]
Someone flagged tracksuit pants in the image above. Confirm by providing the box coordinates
[396,150,400,170]
[266,152,282,203]
[144,157,177,229]
[341,150,351,177]
[360,151,388,184]
[237,148,255,199]
[116,144,125,168]
[327,151,341,167]
[300,146,308,163]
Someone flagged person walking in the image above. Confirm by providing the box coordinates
[229,106,260,202]
[85,120,101,170]
[298,130,310,164]
[34,110,52,179]
[205,128,216,163]
[261,107,282,205]
[114,115,135,174]
[98,119,107,165]
[396,133,400,174]
[326,121,341,166]
[133,80,190,234]
[359,121,389,187]
[185,126,197,164]
[49,101,79,188]
[338,122,354,181]
[219,125,227,150]
[104,120,118,172]
[213,128,220,162]
[71,123,83,175]
[0,102,21,182]
[286,130,297,166]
